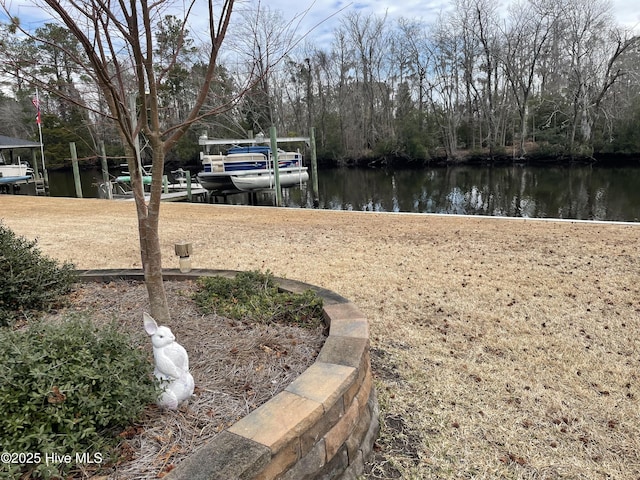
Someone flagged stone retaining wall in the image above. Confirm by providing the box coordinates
[77,269,379,480]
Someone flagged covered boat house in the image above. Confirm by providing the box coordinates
[0,134,46,195]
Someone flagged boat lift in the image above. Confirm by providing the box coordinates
[198,129,319,207]
[198,132,311,152]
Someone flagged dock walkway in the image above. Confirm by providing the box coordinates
[122,188,209,202]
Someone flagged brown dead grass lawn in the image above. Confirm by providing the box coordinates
[2,196,640,479]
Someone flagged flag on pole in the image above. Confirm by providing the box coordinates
[32,97,41,125]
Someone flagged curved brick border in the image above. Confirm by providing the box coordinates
[76,269,379,480]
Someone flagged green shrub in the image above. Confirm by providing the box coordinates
[0,222,76,325]
[0,318,158,479]
[193,270,324,328]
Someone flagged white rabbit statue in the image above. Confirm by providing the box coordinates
[143,312,195,410]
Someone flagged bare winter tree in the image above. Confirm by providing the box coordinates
[0,0,235,322]
[428,14,466,158]
[503,0,559,157]
[554,0,639,156]
[341,11,388,151]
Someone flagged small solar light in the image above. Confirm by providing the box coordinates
[175,242,193,273]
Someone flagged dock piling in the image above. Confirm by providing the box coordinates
[269,126,283,207]
[310,127,319,208]
[99,141,112,199]
[70,142,83,198]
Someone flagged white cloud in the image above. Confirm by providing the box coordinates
[266,0,638,44]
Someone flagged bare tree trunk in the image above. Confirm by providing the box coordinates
[142,211,170,322]
[120,137,169,322]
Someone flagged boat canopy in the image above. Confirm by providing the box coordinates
[227,146,271,156]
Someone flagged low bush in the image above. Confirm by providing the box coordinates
[0,222,76,325]
[0,318,158,479]
[193,270,324,328]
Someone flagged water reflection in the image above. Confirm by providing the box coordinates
[49,165,640,222]
[303,166,640,222]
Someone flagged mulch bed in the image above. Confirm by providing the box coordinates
[43,280,326,479]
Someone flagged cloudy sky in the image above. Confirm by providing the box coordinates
[263,0,640,46]
[2,0,638,47]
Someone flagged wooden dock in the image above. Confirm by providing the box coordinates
[122,188,209,202]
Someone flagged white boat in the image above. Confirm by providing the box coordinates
[0,159,34,185]
[166,168,203,191]
[0,136,41,187]
[99,166,204,199]
[115,163,152,186]
[197,144,308,194]
[97,180,134,199]
[231,168,310,192]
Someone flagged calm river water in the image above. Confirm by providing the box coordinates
[48,164,640,222]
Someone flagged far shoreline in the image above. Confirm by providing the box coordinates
[34,145,640,172]
[330,150,640,169]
